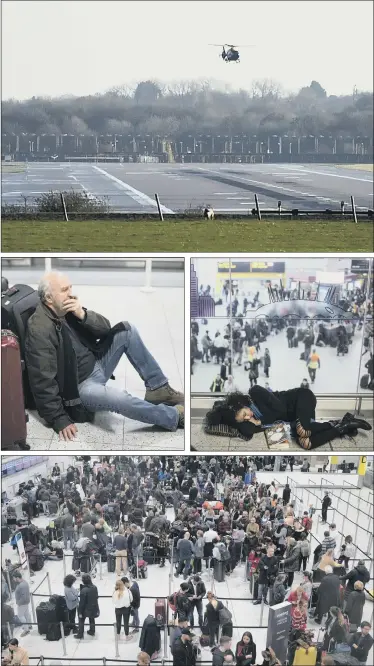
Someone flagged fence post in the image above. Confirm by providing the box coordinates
[278,200,282,216]
[254,194,262,220]
[351,195,358,223]
[140,259,155,293]
[30,591,37,623]
[46,572,52,596]
[60,622,67,656]
[114,622,120,657]
[60,192,69,222]
[155,193,164,221]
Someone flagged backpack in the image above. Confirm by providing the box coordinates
[168,591,179,612]
[218,606,232,626]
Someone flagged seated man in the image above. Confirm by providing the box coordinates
[25,272,184,442]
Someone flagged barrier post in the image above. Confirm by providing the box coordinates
[46,571,52,596]
[140,259,155,293]
[259,597,265,626]
[5,570,12,600]
[99,554,103,581]
[114,622,120,657]
[168,542,174,599]
[136,553,139,580]
[30,591,37,623]
[60,622,67,656]
[63,553,67,578]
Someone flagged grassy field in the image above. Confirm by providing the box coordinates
[2,164,27,173]
[2,218,373,252]
[336,163,373,172]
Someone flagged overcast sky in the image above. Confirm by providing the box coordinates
[2,0,373,100]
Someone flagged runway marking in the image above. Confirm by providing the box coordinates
[195,166,363,205]
[213,192,240,195]
[277,165,372,183]
[93,165,175,213]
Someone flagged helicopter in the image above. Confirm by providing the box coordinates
[209,43,254,63]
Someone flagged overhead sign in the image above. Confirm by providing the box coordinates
[217,261,285,273]
[266,601,292,665]
[15,532,28,569]
[351,259,370,274]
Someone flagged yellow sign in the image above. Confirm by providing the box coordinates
[358,456,367,476]
[331,456,338,464]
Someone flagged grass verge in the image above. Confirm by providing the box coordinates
[2,218,373,252]
[2,165,26,173]
[336,164,373,172]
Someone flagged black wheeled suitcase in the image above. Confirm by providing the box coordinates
[46,621,62,641]
[36,601,58,636]
[143,547,155,564]
[214,560,225,582]
[79,555,91,573]
[107,553,115,573]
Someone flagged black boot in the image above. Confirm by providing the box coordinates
[335,423,359,438]
[341,412,372,431]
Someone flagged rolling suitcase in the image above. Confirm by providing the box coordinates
[36,601,58,636]
[46,621,62,641]
[214,560,225,582]
[107,553,115,573]
[155,598,166,626]
[360,374,369,389]
[292,646,317,665]
[1,330,29,450]
[1,283,39,409]
[143,547,155,564]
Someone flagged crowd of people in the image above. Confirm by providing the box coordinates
[191,283,373,392]
[1,455,373,666]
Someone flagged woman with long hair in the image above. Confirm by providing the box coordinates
[205,385,371,450]
[323,606,349,652]
[235,631,257,665]
[112,579,133,641]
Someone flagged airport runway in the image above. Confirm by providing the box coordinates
[2,161,373,213]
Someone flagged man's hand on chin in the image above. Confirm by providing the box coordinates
[63,297,85,320]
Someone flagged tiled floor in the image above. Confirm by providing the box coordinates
[191,420,374,452]
[21,284,184,450]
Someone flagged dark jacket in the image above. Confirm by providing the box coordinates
[258,554,278,585]
[349,631,374,663]
[345,590,365,626]
[187,579,206,600]
[316,574,341,618]
[130,582,141,609]
[341,565,371,594]
[212,648,235,666]
[139,615,160,658]
[25,301,128,433]
[176,592,192,620]
[236,639,257,665]
[232,386,317,440]
[78,583,99,618]
[283,545,300,573]
[172,636,196,666]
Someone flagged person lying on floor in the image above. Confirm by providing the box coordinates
[25,272,184,442]
[205,384,371,450]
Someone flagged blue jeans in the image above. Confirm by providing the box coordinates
[78,325,179,431]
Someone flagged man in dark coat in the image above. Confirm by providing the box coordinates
[253,546,278,604]
[139,615,160,657]
[349,621,374,663]
[25,271,184,441]
[321,492,332,523]
[172,629,196,666]
[341,561,371,598]
[315,566,341,623]
[75,574,99,638]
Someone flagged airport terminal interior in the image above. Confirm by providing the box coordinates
[2,258,184,451]
[1,454,373,666]
[191,257,374,451]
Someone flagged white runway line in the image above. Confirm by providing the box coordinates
[277,165,372,183]
[93,165,175,213]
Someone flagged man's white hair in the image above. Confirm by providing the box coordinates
[324,565,333,574]
[38,271,66,302]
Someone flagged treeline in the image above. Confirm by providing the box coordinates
[2,79,373,137]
